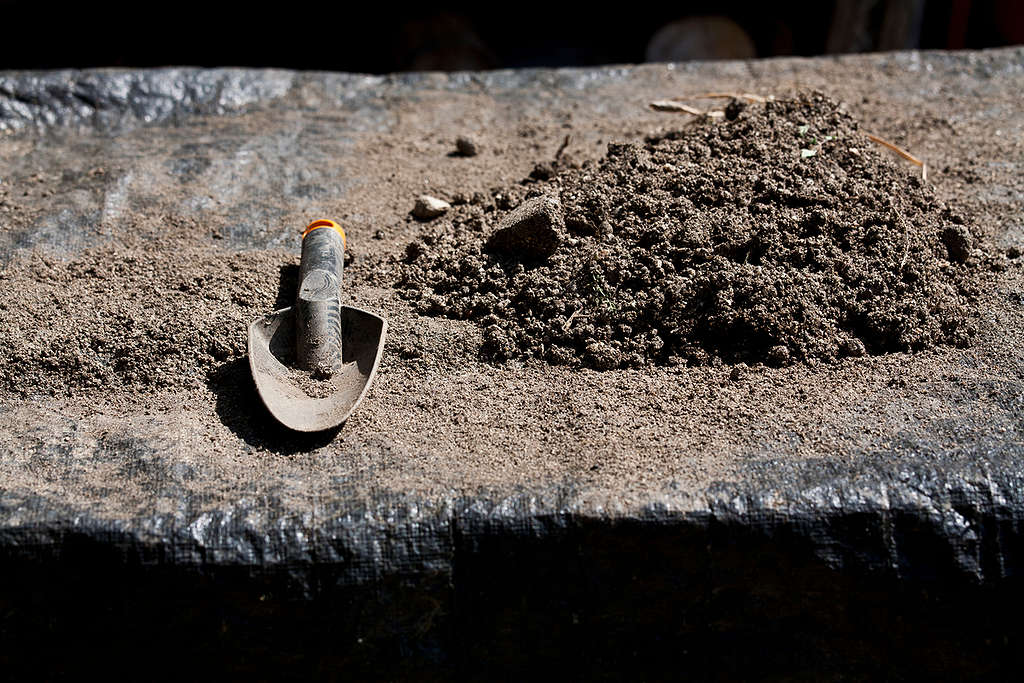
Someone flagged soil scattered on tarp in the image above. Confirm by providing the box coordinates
[0,93,1000,398]
[0,245,288,395]
[400,93,994,369]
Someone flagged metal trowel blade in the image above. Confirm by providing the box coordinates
[247,305,387,432]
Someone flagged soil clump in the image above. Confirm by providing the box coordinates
[400,92,993,370]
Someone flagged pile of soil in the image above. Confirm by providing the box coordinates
[0,245,289,396]
[400,92,991,369]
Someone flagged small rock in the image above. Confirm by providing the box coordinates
[485,195,565,260]
[455,135,480,157]
[941,225,973,263]
[412,195,450,220]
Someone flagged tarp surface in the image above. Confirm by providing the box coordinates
[2,49,1023,678]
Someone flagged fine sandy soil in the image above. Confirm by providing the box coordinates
[0,53,1022,517]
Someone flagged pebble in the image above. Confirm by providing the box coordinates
[455,135,480,157]
[412,195,450,220]
[485,195,564,260]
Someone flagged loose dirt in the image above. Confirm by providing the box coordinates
[400,93,997,370]
[0,242,289,394]
[0,55,1022,513]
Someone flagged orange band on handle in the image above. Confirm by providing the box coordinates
[301,219,346,250]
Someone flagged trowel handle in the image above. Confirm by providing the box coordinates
[296,219,346,374]
[299,219,346,282]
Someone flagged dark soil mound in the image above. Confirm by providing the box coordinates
[399,93,991,369]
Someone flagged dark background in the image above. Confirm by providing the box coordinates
[0,0,1021,72]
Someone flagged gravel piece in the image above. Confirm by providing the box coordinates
[484,195,564,260]
[412,195,450,220]
[455,135,480,157]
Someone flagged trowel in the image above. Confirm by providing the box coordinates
[248,219,387,432]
